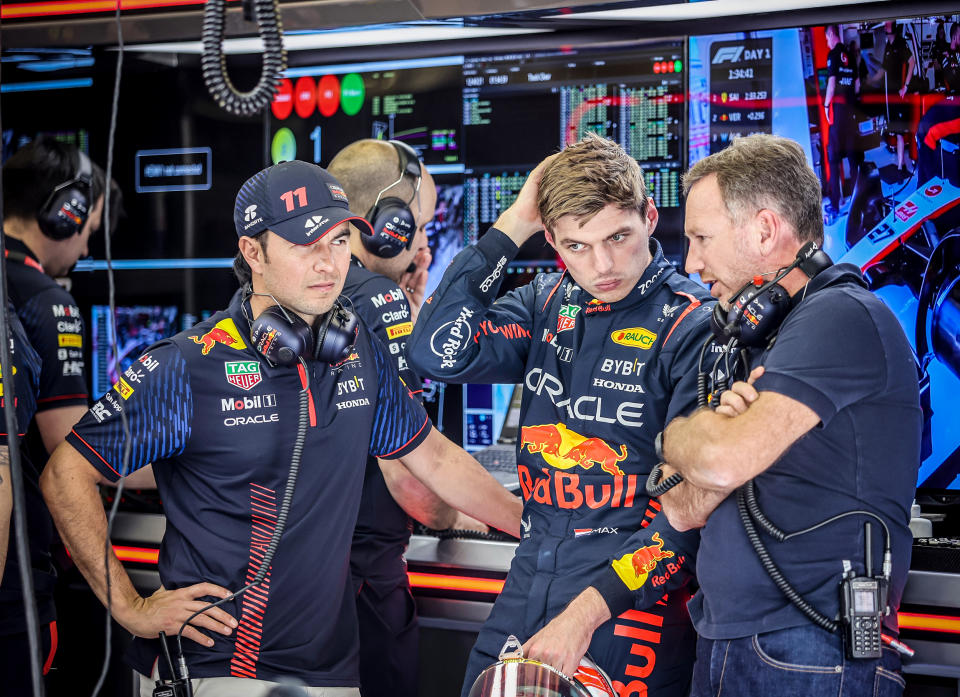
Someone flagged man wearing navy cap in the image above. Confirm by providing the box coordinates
[40,160,522,696]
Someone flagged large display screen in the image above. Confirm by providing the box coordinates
[269,57,463,170]
[90,305,180,399]
[463,42,687,263]
[689,15,960,491]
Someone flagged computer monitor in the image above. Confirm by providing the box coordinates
[90,305,179,398]
[463,40,688,267]
[462,383,521,452]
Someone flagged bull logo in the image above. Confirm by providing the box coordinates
[520,423,627,477]
[630,532,674,575]
[189,319,248,355]
[610,532,676,590]
[521,424,563,456]
[563,438,627,476]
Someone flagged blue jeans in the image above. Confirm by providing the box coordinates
[690,624,905,697]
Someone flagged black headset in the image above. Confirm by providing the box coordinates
[361,140,422,259]
[243,285,358,367]
[38,150,94,241]
[711,241,833,348]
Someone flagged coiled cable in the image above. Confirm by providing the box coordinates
[737,485,839,633]
[201,0,287,117]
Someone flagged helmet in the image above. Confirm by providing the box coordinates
[466,636,616,697]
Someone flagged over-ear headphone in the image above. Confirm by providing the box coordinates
[38,150,93,240]
[244,285,358,366]
[711,241,833,348]
[362,141,422,259]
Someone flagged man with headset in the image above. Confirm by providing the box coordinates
[0,137,107,687]
[329,139,484,697]
[40,159,522,696]
[657,134,920,696]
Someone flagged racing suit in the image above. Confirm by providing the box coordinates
[408,229,714,697]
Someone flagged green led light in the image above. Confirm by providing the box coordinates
[674,60,683,72]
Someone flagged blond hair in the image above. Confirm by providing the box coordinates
[538,133,648,232]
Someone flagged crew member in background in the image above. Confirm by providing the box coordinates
[2,138,102,460]
[660,134,919,696]
[329,140,486,697]
[945,23,960,90]
[409,134,714,696]
[824,24,862,220]
[877,21,916,176]
[1,137,107,690]
[0,306,43,693]
[928,22,950,89]
[40,160,522,696]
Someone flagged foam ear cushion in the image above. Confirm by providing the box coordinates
[315,304,358,364]
[363,197,416,258]
[38,150,93,240]
[250,306,315,367]
[39,183,91,240]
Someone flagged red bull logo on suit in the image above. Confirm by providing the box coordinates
[519,423,627,476]
[190,318,248,355]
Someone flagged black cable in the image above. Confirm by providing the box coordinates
[93,6,129,695]
[737,487,839,633]
[435,528,507,542]
[709,350,726,400]
[695,334,714,408]
[743,480,891,546]
[174,377,311,688]
[201,0,287,117]
[0,93,46,697]
[739,479,896,637]
[159,631,178,681]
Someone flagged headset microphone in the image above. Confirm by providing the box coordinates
[711,241,832,348]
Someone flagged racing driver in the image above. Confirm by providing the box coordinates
[408,134,714,696]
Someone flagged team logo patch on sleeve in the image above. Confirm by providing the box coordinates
[610,533,676,590]
[190,319,248,355]
[386,321,413,339]
[113,377,135,400]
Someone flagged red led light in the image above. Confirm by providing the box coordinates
[898,612,960,634]
[407,572,505,594]
[113,545,160,564]
[2,0,235,20]
[271,78,293,121]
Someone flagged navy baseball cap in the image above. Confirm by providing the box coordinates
[234,160,374,244]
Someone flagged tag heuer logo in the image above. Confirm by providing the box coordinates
[225,361,262,390]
